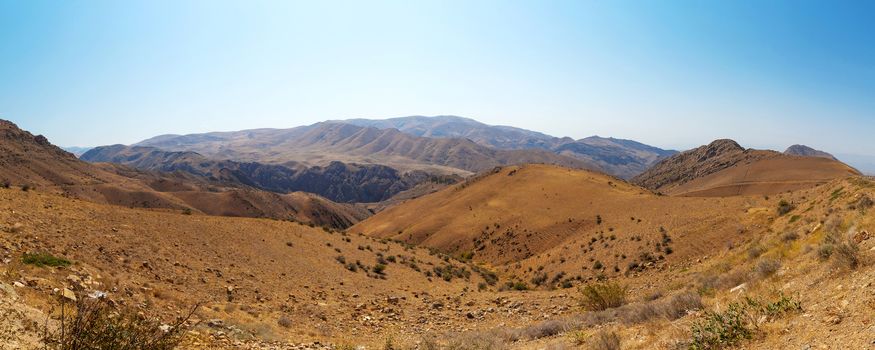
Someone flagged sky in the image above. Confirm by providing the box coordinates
[1,0,873,168]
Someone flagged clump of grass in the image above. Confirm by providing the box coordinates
[579,282,626,311]
[22,253,71,267]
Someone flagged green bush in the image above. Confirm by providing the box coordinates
[688,294,801,350]
[22,253,71,267]
[578,282,626,311]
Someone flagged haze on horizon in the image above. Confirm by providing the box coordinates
[1,1,873,169]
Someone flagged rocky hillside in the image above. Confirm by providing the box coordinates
[82,145,453,203]
[0,119,114,187]
[631,139,777,191]
[632,139,859,196]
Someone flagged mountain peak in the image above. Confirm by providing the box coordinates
[784,144,836,160]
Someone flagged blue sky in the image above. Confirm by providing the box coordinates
[1,1,873,166]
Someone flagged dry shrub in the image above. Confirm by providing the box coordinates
[660,292,704,319]
[45,297,197,350]
[589,330,620,350]
[833,242,859,270]
[817,244,834,260]
[579,283,627,311]
[519,319,566,339]
[781,231,799,242]
[619,291,702,324]
[442,329,508,350]
[747,245,764,259]
[753,259,781,279]
[698,269,749,292]
[277,315,292,328]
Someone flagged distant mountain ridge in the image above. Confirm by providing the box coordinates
[82,144,455,203]
[136,121,600,175]
[139,116,676,178]
[337,116,677,178]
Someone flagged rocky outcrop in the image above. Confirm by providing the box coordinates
[631,139,774,191]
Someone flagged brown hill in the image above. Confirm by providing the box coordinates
[352,164,759,283]
[0,120,367,228]
[632,139,859,196]
[136,122,600,174]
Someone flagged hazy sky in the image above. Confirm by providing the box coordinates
[1,1,873,158]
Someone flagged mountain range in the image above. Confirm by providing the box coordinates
[135,116,677,179]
